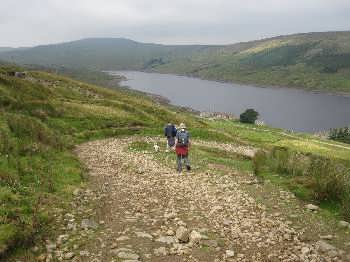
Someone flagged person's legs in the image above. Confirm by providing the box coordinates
[184,155,191,171]
[166,137,175,152]
[170,137,175,151]
[177,154,183,173]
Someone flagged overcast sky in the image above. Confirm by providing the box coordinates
[1,0,350,47]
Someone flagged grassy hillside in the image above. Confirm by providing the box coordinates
[0,64,205,258]
[153,31,350,93]
[1,64,350,259]
[1,32,350,93]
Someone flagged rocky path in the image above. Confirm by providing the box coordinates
[40,137,346,261]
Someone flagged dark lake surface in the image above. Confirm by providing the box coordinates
[109,71,350,132]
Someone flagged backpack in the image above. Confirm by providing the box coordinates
[177,130,189,147]
[165,124,176,137]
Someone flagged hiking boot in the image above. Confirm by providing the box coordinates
[186,165,191,171]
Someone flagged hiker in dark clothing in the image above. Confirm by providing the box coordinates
[164,123,177,152]
[175,123,191,173]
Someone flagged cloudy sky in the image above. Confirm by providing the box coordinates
[1,0,350,47]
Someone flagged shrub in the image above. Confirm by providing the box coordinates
[0,128,14,155]
[5,114,62,149]
[341,187,350,219]
[329,127,350,144]
[308,156,348,201]
[253,146,350,219]
[240,109,259,124]
[252,150,268,175]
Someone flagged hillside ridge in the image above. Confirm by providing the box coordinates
[1,31,350,93]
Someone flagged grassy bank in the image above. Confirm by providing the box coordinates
[154,60,350,94]
[206,120,350,218]
[253,146,350,215]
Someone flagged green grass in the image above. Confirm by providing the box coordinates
[208,120,350,161]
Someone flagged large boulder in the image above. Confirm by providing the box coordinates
[339,220,350,228]
[305,204,319,211]
[189,230,202,245]
[176,226,189,243]
[316,240,336,253]
[226,250,235,258]
[81,219,98,230]
[154,246,168,256]
[156,236,177,245]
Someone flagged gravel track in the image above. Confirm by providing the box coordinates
[69,137,342,262]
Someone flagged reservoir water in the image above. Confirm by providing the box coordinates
[109,71,350,132]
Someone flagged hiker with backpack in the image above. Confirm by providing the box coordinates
[164,122,177,152]
[175,123,191,173]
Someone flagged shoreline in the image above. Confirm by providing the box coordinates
[104,72,201,115]
[137,69,350,98]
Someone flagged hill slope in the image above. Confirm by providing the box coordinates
[1,32,350,93]
[1,65,350,260]
[153,31,350,93]
[0,64,203,258]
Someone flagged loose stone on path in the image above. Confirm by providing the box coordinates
[72,137,345,261]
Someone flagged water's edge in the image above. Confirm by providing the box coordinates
[106,71,350,133]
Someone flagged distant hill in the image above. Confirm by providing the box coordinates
[0,47,15,52]
[0,38,213,70]
[0,47,28,53]
[1,32,350,93]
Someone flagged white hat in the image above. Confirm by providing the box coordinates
[179,123,186,129]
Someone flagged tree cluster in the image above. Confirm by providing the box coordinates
[329,126,350,144]
[239,109,259,124]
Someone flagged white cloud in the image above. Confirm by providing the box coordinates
[0,0,349,46]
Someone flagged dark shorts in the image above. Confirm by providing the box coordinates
[167,136,175,147]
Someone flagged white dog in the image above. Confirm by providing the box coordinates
[153,143,159,152]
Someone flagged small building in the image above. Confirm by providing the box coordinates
[8,71,26,78]
[14,72,27,78]
[200,111,236,120]
[255,120,265,126]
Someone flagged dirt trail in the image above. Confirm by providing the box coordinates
[40,137,345,261]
